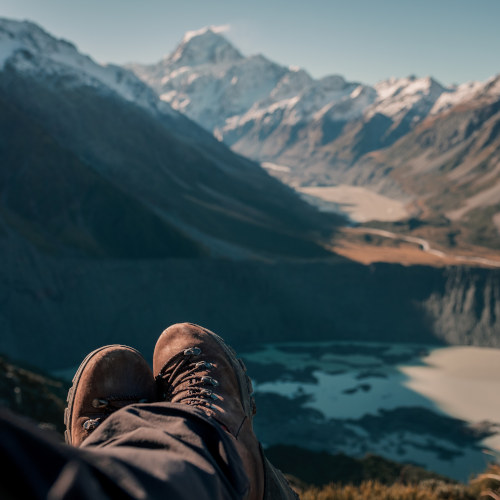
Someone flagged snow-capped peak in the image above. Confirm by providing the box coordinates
[168,26,243,68]
[0,18,78,69]
[0,17,176,117]
[430,80,484,114]
[366,75,448,119]
[374,75,445,101]
[479,74,500,100]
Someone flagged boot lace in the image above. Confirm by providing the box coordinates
[155,347,220,410]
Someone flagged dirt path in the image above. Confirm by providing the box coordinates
[334,227,500,268]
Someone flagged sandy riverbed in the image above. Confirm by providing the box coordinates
[400,346,500,452]
[399,346,500,423]
[297,185,409,222]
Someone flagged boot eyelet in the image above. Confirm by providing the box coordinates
[195,361,213,369]
[83,418,101,431]
[201,376,219,386]
[201,388,220,400]
[184,347,202,356]
[92,398,109,409]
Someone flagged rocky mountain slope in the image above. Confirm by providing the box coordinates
[129,28,500,249]
[128,28,450,178]
[356,77,500,249]
[128,28,465,183]
[0,18,338,260]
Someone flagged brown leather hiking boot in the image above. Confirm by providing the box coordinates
[153,323,298,500]
[65,345,155,446]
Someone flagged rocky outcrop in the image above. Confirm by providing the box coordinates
[423,266,500,346]
[0,353,69,434]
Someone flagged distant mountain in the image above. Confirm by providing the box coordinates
[353,75,500,248]
[129,27,500,249]
[128,29,454,180]
[0,19,338,260]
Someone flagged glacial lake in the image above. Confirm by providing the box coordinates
[241,342,500,482]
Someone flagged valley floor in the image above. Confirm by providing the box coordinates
[296,185,410,223]
[297,183,500,268]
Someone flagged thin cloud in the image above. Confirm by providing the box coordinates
[183,24,231,43]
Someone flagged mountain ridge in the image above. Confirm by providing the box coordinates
[128,28,460,149]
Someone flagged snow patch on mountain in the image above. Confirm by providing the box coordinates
[430,81,483,114]
[368,76,446,120]
[0,18,176,117]
[127,25,500,211]
[0,38,21,69]
[313,84,377,122]
[479,74,500,101]
[167,27,242,69]
[130,34,288,131]
[130,28,474,150]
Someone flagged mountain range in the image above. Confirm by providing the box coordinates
[0,18,337,261]
[0,18,499,373]
[129,27,500,250]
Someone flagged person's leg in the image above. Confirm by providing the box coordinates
[2,343,158,500]
[0,402,249,500]
[0,408,124,500]
[1,327,298,499]
[64,343,249,499]
[153,322,298,500]
[0,344,249,500]
[80,402,249,499]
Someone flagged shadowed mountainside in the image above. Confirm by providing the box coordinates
[0,94,205,259]
[1,242,499,372]
[0,18,341,261]
[0,69,336,259]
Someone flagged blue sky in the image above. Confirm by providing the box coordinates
[2,0,499,85]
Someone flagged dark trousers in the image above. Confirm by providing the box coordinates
[1,403,252,499]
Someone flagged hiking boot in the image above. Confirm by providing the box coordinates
[153,323,297,500]
[65,345,155,446]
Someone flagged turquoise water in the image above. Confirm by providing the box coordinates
[242,341,500,482]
